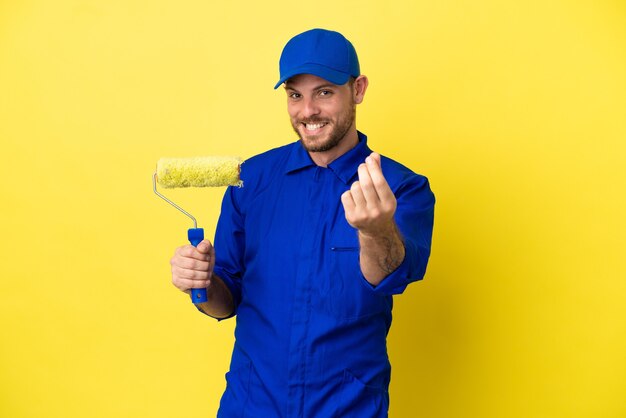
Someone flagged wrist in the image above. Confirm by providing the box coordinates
[357,221,398,240]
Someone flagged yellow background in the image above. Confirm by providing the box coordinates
[1,0,625,417]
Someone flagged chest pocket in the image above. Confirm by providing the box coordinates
[321,226,388,321]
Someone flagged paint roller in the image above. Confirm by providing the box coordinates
[153,156,243,304]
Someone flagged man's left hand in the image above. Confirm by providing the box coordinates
[341,152,397,236]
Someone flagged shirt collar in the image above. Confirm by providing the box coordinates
[285,138,316,174]
[328,131,372,184]
[285,131,372,185]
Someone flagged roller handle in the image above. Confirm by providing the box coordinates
[188,228,208,304]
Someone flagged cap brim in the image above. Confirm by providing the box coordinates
[274,63,352,89]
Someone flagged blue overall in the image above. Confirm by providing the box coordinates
[211,132,435,417]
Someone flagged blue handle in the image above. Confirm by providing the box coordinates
[188,228,208,304]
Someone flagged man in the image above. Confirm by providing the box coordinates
[170,28,435,417]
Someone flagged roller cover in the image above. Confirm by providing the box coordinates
[157,156,243,188]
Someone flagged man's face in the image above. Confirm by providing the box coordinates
[285,74,356,153]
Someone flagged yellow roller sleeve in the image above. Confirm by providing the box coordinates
[156,156,243,188]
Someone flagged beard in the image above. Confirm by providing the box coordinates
[291,102,356,153]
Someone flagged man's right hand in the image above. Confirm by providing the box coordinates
[170,239,215,295]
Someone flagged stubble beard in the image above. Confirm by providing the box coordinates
[291,103,356,153]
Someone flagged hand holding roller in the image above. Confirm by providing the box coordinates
[153,156,242,304]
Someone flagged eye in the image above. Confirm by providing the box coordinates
[319,90,332,97]
[288,92,301,99]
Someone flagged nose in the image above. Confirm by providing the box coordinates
[301,97,320,119]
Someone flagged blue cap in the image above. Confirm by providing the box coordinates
[274,28,360,89]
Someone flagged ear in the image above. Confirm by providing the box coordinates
[353,75,369,104]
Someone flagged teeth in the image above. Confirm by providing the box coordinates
[305,123,326,130]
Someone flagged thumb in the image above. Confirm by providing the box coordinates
[196,239,212,253]
[368,152,382,166]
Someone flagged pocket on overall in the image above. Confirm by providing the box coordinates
[327,245,387,321]
[337,369,389,418]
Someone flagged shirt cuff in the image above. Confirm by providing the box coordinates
[194,303,235,321]
[360,241,424,295]
[193,266,241,321]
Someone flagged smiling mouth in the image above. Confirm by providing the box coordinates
[302,122,328,133]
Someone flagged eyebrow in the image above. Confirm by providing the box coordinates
[284,83,337,92]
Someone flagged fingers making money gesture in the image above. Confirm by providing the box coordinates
[341,152,397,236]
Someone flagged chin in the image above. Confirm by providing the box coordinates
[300,132,325,147]
[303,137,340,153]
[293,122,344,153]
